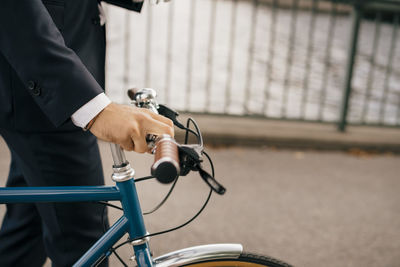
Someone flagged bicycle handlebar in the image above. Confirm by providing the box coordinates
[151,135,180,183]
[128,88,180,184]
[110,88,225,194]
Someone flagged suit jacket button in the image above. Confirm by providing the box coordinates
[32,87,41,96]
[27,81,41,96]
[28,80,36,90]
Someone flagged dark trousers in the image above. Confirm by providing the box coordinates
[0,128,108,267]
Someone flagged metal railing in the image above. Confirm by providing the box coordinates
[104,0,400,131]
[339,0,400,130]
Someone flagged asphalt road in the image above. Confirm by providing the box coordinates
[0,137,399,267]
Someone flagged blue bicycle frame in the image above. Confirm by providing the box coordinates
[0,172,152,266]
[0,142,155,267]
[0,144,243,267]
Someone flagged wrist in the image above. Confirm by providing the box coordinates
[83,114,99,131]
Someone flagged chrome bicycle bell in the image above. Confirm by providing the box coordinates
[129,88,159,114]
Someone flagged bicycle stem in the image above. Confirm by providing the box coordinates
[110,143,128,168]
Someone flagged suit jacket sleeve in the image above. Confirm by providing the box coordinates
[101,0,144,12]
[0,0,104,127]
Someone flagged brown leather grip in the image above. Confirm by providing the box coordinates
[151,135,180,184]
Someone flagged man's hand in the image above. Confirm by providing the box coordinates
[89,102,174,153]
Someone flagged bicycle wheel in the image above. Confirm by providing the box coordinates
[182,252,292,267]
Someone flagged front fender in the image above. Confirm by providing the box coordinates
[153,243,243,267]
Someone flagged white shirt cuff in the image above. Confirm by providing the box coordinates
[71,93,112,128]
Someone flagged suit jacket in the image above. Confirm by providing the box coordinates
[0,0,142,132]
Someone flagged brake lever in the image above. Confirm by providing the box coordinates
[177,144,226,195]
[197,166,226,195]
[157,104,186,130]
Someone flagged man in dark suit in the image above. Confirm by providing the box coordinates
[0,1,174,266]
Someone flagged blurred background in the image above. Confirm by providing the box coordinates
[104,0,400,128]
[1,0,400,266]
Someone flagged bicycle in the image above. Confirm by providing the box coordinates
[0,88,293,267]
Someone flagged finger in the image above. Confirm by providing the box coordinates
[144,118,174,137]
[141,108,174,127]
[131,135,148,153]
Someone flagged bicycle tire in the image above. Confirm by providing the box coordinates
[182,252,293,267]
